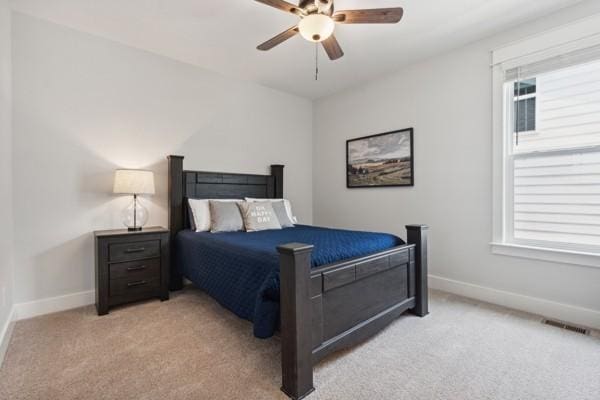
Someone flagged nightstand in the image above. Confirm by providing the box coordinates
[94,226,169,315]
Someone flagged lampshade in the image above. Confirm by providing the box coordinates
[113,169,155,195]
[298,14,335,43]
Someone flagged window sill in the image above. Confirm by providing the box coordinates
[490,242,600,269]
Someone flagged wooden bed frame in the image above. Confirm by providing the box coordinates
[167,155,429,400]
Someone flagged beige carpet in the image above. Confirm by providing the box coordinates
[1,288,599,400]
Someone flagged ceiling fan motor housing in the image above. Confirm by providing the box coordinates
[299,0,334,16]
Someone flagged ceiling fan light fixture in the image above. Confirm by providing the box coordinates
[298,14,335,43]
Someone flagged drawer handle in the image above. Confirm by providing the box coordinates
[125,247,146,253]
[127,280,148,288]
[127,265,147,272]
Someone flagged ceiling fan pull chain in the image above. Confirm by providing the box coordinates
[315,42,319,81]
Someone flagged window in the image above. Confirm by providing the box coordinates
[505,58,600,252]
[492,29,600,266]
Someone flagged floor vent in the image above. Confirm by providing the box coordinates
[542,319,589,335]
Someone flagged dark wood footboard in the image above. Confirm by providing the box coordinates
[277,225,429,400]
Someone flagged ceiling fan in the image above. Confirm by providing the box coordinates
[255,0,404,61]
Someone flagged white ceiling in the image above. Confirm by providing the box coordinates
[10,0,586,99]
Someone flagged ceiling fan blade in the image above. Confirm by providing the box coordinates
[255,0,303,16]
[257,26,299,51]
[333,8,404,24]
[322,35,344,60]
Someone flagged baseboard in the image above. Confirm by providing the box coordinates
[14,290,95,321]
[0,306,16,367]
[8,278,600,332]
[429,274,600,331]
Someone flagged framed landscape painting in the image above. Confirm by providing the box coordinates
[347,128,414,188]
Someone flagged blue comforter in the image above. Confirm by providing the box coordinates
[175,225,404,338]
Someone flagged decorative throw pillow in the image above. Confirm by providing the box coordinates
[245,198,295,223]
[188,198,241,232]
[238,201,282,232]
[271,200,294,228]
[209,200,244,233]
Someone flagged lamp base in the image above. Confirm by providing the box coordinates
[122,195,149,231]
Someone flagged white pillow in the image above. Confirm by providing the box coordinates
[245,198,295,224]
[188,199,240,232]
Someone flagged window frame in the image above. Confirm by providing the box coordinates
[491,16,600,268]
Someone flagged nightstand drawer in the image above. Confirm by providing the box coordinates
[109,258,160,280]
[110,277,160,296]
[109,240,160,262]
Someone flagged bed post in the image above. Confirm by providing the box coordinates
[168,155,184,291]
[406,225,429,317]
[271,164,284,199]
[277,243,315,400]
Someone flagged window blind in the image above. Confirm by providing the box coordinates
[504,43,600,81]
[504,48,600,250]
[513,149,600,247]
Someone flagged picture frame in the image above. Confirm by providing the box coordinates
[346,128,414,188]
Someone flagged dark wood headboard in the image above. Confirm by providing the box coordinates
[167,155,284,289]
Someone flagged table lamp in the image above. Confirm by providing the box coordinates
[113,169,155,231]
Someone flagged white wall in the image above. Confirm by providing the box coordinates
[0,0,15,358]
[11,14,313,306]
[314,2,600,327]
